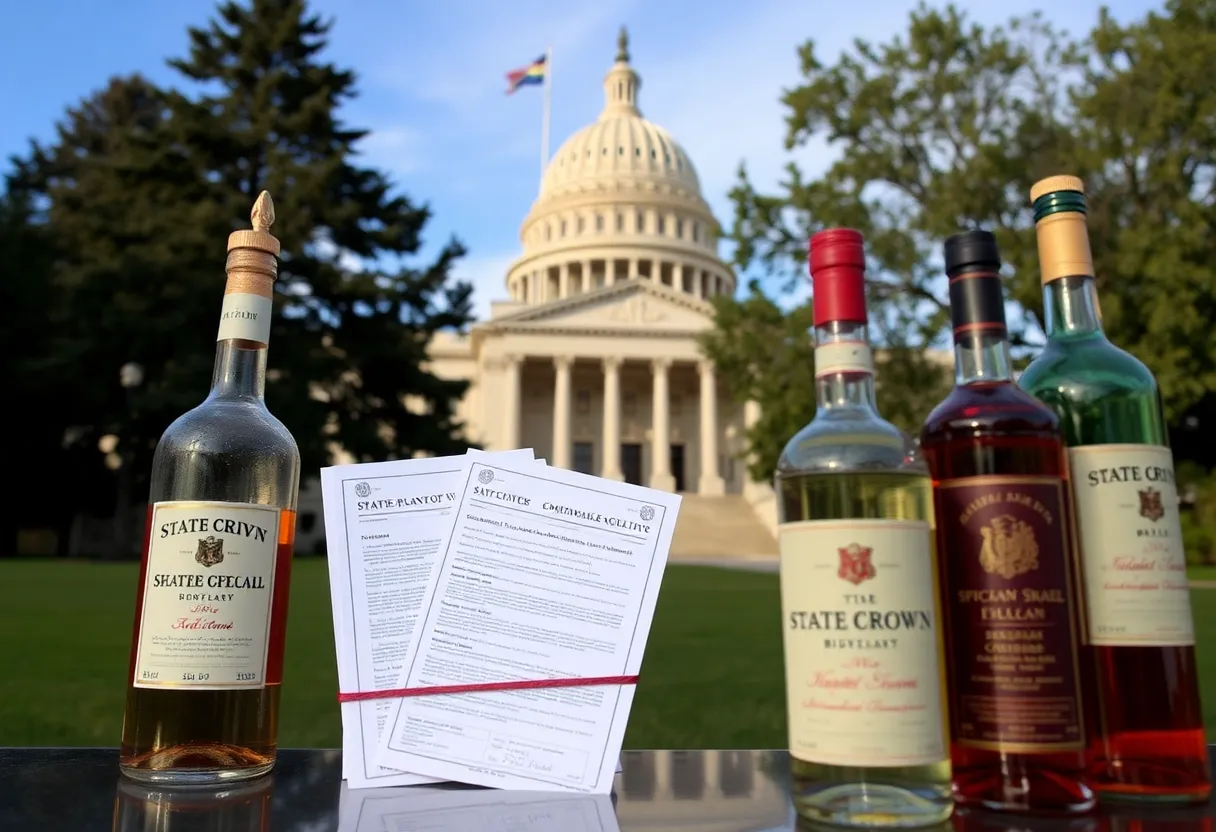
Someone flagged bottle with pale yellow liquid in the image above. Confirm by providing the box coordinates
[776,228,952,828]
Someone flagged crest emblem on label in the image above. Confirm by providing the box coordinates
[195,535,225,568]
[837,543,876,585]
[979,514,1039,579]
[1138,487,1165,522]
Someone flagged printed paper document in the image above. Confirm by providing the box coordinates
[373,455,681,792]
[321,449,533,788]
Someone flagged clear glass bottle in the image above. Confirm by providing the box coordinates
[777,228,952,828]
[920,229,1093,814]
[119,192,301,785]
[1018,175,1210,804]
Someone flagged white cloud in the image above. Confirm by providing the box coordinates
[355,126,425,175]
[451,249,520,322]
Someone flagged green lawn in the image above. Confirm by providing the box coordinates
[1,559,1215,749]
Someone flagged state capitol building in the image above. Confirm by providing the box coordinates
[299,31,781,557]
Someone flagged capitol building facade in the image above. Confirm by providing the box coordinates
[425,32,774,538]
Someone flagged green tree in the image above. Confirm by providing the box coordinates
[165,0,475,468]
[709,3,1079,479]
[699,292,817,483]
[0,184,76,554]
[1065,0,1216,431]
[10,0,476,549]
[7,75,214,543]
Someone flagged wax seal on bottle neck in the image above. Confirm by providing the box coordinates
[808,227,867,327]
[225,191,281,282]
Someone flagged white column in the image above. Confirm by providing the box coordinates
[601,356,623,481]
[559,263,570,298]
[698,359,725,495]
[552,356,573,469]
[649,358,675,491]
[582,260,592,293]
[503,354,522,449]
[629,258,639,280]
[704,751,722,799]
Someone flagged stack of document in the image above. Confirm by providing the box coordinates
[320,448,682,796]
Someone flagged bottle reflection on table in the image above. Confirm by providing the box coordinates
[1099,804,1214,832]
[950,806,1215,832]
[112,775,272,832]
[950,806,1098,832]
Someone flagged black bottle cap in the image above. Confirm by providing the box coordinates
[944,229,1001,276]
[943,230,1007,339]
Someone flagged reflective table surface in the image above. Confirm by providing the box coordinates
[1,747,1213,830]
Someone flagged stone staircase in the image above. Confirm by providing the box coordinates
[671,494,778,559]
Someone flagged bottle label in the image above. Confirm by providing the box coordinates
[935,476,1085,752]
[217,292,273,344]
[1068,444,1195,646]
[814,341,874,377]
[133,501,281,690]
[778,519,946,767]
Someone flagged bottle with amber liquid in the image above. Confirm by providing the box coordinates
[1018,175,1210,804]
[119,192,301,785]
[919,230,1093,814]
[777,228,952,828]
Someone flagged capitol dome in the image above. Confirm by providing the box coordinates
[504,28,735,306]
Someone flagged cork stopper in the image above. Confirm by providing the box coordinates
[225,191,280,293]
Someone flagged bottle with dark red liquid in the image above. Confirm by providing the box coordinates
[919,230,1093,814]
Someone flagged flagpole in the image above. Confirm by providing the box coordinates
[540,45,552,188]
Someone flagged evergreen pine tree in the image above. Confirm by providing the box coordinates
[167,0,475,469]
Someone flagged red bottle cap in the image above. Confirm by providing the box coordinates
[808,228,867,327]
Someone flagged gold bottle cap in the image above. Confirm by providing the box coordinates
[1030,175,1085,204]
[227,191,281,257]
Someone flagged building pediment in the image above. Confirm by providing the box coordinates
[476,280,714,336]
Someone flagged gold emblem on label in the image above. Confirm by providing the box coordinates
[195,535,225,568]
[979,514,1039,579]
[1138,487,1165,522]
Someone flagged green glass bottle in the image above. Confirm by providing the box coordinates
[1018,175,1210,804]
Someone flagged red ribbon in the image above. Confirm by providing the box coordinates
[337,674,640,704]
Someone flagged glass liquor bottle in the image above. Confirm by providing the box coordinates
[1018,175,1211,804]
[119,192,302,785]
[776,228,952,828]
[919,229,1094,814]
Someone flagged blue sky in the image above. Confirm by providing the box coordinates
[2,0,1159,321]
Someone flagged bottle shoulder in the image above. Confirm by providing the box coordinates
[920,382,1060,445]
[156,398,301,464]
[778,409,922,476]
[1019,336,1158,402]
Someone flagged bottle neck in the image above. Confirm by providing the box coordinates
[1044,274,1104,339]
[954,330,1014,386]
[1034,208,1102,340]
[210,339,268,400]
[209,267,275,401]
[814,320,878,412]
